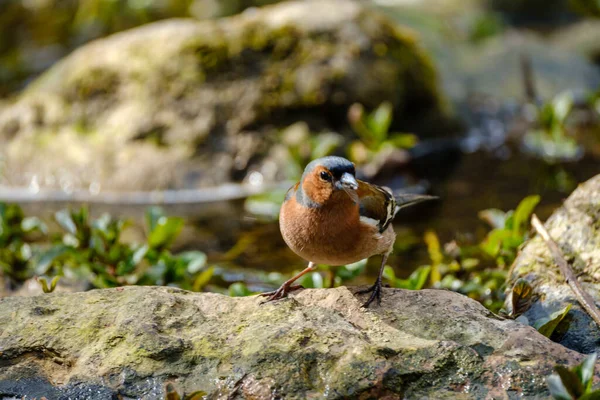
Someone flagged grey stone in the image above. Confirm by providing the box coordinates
[0,285,594,399]
[506,174,600,354]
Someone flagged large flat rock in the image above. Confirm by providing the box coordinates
[0,285,594,399]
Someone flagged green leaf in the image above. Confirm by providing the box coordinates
[383,265,396,283]
[310,271,324,288]
[461,258,480,270]
[311,133,343,160]
[49,276,60,292]
[535,304,572,338]
[387,266,431,290]
[38,276,60,293]
[55,210,77,235]
[145,206,165,233]
[366,102,393,143]
[131,244,148,266]
[147,216,184,249]
[547,374,574,400]
[228,282,253,297]
[480,228,513,258]
[193,266,214,292]
[578,353,597,390]
[552,92,573,124]
[478,209,508,229]
[35,245,70,275]
[407,265,431,290]
[513,195,540,236]
[179,251,207,274]
[145,260,167,284]
[387,133,418,149]
[424,230,442,267]
[336,259,368,281]
[21,217,48,234]
[555,365,585,399]
[299,271,324,289]
[579,392,600,400]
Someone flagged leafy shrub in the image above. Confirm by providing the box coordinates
[0,204,209,292]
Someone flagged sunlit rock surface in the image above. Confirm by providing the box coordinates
[0,285,595,399]
[0,0,443,191]
[506,174,600,353]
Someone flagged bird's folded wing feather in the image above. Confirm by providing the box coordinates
[356,180,396,233]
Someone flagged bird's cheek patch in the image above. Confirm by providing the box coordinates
[302,175,332,204]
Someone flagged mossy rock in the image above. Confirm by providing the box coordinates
[0,0,284,97]
[505,174,600,353]
[0,286,594,398]
[0,0,444,191]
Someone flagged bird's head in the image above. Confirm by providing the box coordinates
[298,156,358,206]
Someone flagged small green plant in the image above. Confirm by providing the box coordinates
[547,353,598,400]
[228,282,255,297]
[469,12,504,43]
[347,102,417,166]
[37,276,60,293]
[479,195,541,267]
[0,203,210,292]
[523,92,581,162]
[0,203,46,282]
[383,265,430,290]
[535,304,572,338]
[404,195,541,312]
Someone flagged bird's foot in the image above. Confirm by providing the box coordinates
[357,282,382,308]
[259,283,303,303]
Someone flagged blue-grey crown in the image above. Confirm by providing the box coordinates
[303,156,355,180]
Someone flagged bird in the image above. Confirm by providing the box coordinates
[260,156,437,308]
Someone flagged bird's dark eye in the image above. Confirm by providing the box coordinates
[320,171,332,182]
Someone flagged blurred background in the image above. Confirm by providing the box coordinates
[0,0,599,311]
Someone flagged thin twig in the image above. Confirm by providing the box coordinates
[531,214,600,328]
[520,54,538,104]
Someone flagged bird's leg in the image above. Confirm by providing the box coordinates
[260,262,316,303]
[357,254,388,308]
[328,267,337,288]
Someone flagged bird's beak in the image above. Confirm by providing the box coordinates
[336,172,359,203]
[337,172,358,191]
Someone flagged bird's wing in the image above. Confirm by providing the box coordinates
[356,180,396,233]
[284,182,299,202]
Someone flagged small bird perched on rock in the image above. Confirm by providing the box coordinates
[261,156,436,308]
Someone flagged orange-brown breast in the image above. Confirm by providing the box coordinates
[279,188,396,265]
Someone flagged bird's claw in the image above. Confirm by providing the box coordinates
[357,283,382,308]
[259,284,303,304]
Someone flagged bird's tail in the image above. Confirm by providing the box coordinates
[394,193,438,213]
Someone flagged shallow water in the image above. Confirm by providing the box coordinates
[17,144,598,292]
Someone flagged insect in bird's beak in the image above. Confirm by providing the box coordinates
[336,172,359,203]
